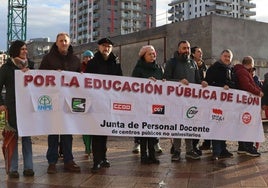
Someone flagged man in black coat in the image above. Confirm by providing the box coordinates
[39,32,81,174]
[85,37,122,173]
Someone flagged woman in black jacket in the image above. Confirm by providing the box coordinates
[131,45,163,164]
[0,40,35,178]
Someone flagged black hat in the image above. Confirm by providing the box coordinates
[9,40,26,58]
[97,37,114,45]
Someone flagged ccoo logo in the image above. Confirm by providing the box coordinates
[113,103,132,111]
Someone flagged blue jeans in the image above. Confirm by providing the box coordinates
[10,136,33,171]
[46,135,74,164]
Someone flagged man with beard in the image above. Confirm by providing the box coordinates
[164,40,207,161]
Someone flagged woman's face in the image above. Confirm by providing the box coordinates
[19,45,28,60]
[144,49,156,63]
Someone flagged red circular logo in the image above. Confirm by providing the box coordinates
[242,112,252,124]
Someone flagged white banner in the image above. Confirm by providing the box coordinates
[15,70,265,142]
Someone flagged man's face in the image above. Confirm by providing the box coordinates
[56,34,70,55]
[178,42,190,58]
[245,62,254,73]
[220,52,232,65]
[98,43,113,58]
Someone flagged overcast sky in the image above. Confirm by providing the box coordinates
[0,0,267,51]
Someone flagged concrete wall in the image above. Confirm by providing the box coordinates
[72,14,268,78]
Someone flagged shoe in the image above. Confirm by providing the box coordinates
[47,164,57,174]
[91,163,101,173]
[23,169,34,177]
[245,147,261,157]
[185,150,201,160]
[100,160,111,168]
[132,143,140,154]
[193,147,202,156]
[64,161,81,172]
[8,171,19,178]
[149,157,160,164]
[154,143,163,153]
[237,147,247,154]
[220,150,233,158]
[141,156,151,164]
[171,151,181,161]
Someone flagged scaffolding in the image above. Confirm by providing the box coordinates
[7,0,27,51]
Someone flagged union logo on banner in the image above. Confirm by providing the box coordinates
[71,98,86,112]
[242,112,252,125]
[152,104,165,115]
[211,108,224,122]
[38,95,53,111]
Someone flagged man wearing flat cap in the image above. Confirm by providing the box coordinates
[85,37,122,173]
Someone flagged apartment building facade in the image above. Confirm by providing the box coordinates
[168,0,256,22]
[70,0,156,46]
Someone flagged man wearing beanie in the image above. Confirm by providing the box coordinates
[85,37,122,173]
[0,40,35,178]
[39,32,81,174]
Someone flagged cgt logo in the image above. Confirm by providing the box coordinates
[152,105,165,115]
[242,112,252,124]
[113,103,132,111]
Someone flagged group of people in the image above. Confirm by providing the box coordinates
[0,33,265,178]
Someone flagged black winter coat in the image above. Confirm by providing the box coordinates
[85,51,122,76]
[205,61,235,88]
[0,58,34,130]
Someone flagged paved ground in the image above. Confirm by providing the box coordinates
[0,125,268,188]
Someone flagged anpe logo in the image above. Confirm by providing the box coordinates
[72,98,86,112]
[242,112,252,124]
[152,105,165,115]
[38,95,52,111]
[186,106,198,118]
[113,103,132,111]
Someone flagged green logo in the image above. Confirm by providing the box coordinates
[72,98,86,112]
